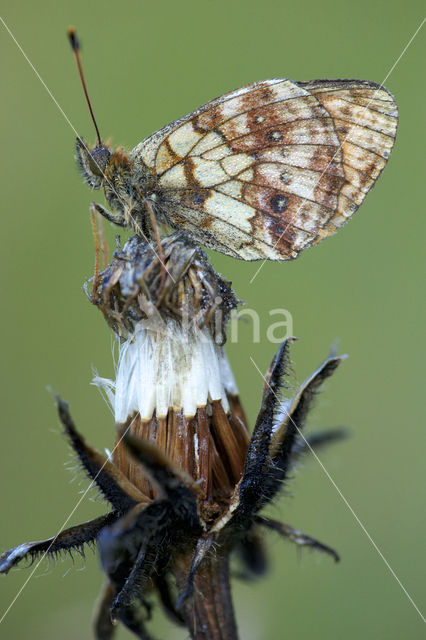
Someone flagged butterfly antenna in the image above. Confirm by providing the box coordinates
[67,26,102,146]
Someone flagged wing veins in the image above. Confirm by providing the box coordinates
[151,79,295,169]
[198,116,337,154]
[159,173,341,207]
[233,161,343,198]
[338,139,389,160]
[323,94,398,118]
[208,183,335,224]
[252,161,343,180]
[334,117,396,140]
[192,92,318,135]
[229,179,337,213]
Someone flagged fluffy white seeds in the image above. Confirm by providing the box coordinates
[94,318,238,422]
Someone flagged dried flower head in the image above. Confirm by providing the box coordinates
[89,232,239,344]
[0,233,345,640]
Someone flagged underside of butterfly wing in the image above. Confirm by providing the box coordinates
[132,78,398,261]
[299,80,398,242]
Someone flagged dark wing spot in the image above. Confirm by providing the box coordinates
[178,189,212,208]
[261,88,274,100]
[192,116,209,133]
[269,194,289,213]
[191,190,210,206]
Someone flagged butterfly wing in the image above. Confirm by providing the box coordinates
[132,78,398,260]
[298,79,398,243]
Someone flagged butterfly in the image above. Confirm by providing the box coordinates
[71,29,398,262]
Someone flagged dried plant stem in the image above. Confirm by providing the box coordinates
[174,551,238,640]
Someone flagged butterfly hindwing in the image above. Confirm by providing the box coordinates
[299,80,398,241]
[132,78,398,261]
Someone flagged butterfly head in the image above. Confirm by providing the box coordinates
[75,137,112,189]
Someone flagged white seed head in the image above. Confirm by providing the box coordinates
[93,319,238,421]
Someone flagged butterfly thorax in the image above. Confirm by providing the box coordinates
[76,137,162,237]
[103,148,159,234]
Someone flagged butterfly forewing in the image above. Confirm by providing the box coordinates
[132,78,398,261]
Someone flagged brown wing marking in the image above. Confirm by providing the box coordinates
[157,105,346,258]
[299,80,398,236]
[136,78,398,261]
[132,79,297,167]
[137,79,311,175]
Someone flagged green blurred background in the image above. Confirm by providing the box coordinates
[0,1,425,638]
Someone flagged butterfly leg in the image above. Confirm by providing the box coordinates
[91,201,127,227]
[144,199,167,293]
[90,203,102,298]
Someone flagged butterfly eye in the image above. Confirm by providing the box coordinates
[75,137,109,189]
[89,146,111,177]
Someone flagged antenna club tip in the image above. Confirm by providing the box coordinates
[67,26,79,50]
